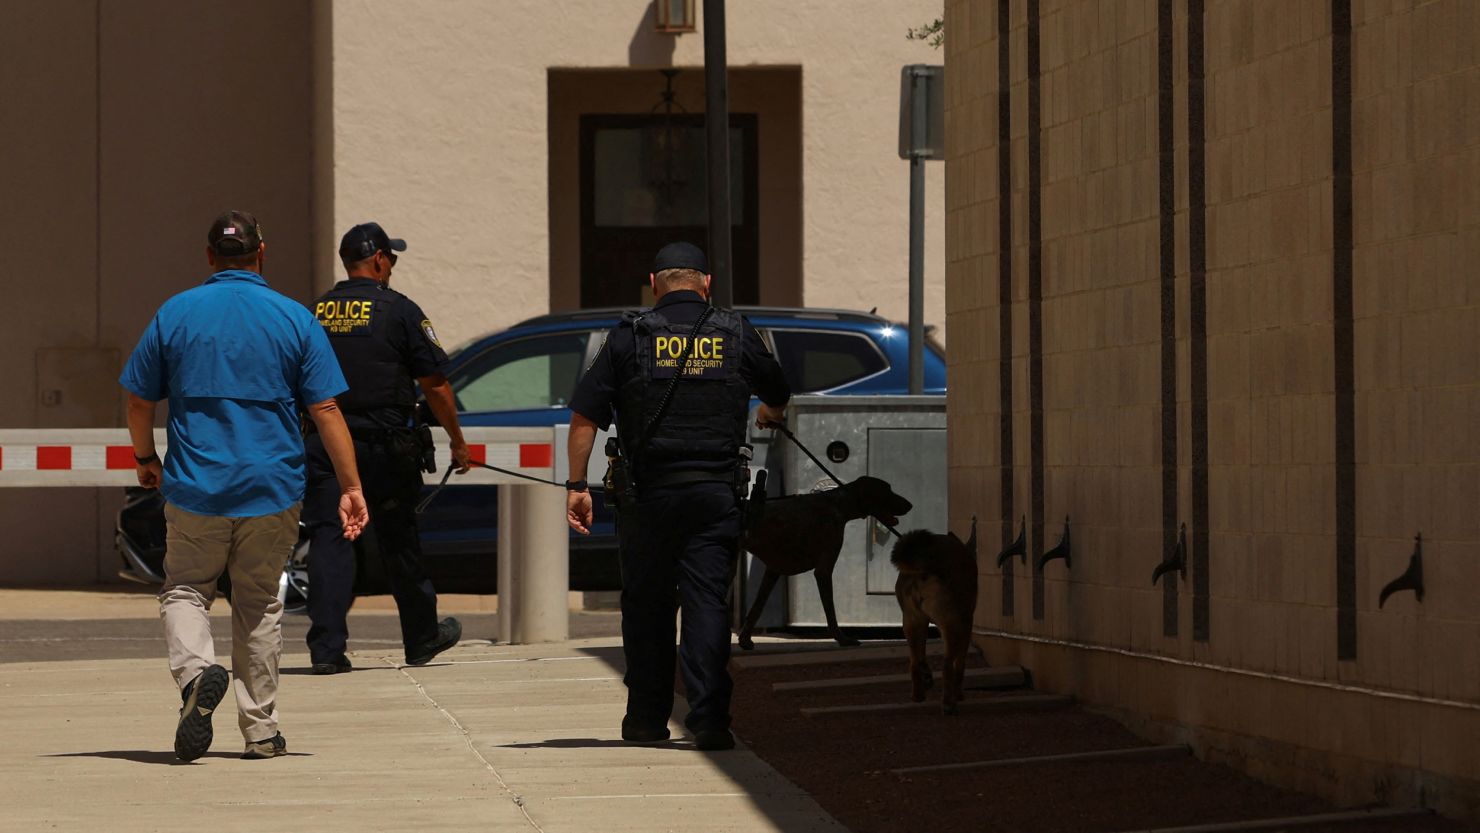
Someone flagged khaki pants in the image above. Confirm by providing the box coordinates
[159,502,300,744]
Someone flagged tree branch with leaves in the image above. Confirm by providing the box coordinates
[908,18,944,49]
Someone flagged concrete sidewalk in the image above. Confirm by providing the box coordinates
[2,635,846,832]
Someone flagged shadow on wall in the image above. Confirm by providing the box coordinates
[628,3,677,66]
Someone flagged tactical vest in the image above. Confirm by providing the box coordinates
[615,306,751,474]
[312,282,415,425]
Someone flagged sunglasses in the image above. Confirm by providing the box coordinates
[380,250,398,266]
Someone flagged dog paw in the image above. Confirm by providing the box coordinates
[738,634,755,651]
[835,636,862,648]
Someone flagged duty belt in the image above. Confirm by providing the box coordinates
[348,426,413,444]
[641,470,733,490]
[304,424,409,443]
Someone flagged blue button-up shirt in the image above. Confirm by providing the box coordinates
[120,270,348,517]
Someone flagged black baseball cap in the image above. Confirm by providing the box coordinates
[652,241,708,274]
[207,210,263,257]
[338,222,407,262]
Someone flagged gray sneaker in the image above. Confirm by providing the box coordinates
[242,732,287,760]
[175,664,229,762]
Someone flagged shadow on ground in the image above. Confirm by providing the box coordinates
[500,738,694,751]
[43,749,312,765]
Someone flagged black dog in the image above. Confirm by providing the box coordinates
[737,476,913,650]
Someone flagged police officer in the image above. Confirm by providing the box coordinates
[565,242,790,751]
[302,222,469,673]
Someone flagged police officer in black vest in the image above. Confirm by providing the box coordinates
[565,242,790,751]
[302,222,468,673]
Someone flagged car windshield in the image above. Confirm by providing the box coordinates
[448,332,590,412]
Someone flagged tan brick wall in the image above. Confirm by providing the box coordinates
[944,0,1002,554]
[947,0,1479,818]
[1350,0,1480,707]
[1201,0,1338,679]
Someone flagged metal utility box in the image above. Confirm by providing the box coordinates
[739,395,947,630]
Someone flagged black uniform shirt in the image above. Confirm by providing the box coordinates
[312,277,450,432]
[569,290,790,436]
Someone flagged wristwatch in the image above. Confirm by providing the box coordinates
[134,452,161,466]
[564,479,588,492]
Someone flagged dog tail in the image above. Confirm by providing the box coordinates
[891,529,945,574]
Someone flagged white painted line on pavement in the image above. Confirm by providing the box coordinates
[2,637,170,642]
[4,690,164,698]
[405,655,605,667]
[479,676,622,684]
[548,793,751,801]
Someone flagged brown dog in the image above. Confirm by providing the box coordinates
[891,516,978,714]
[737,476,913,651]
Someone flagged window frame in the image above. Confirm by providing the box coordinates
[447,330,596,414]
[762,326,892,394]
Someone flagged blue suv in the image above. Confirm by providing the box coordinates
[116,306,945,599]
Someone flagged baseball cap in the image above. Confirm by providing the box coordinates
[338,222,407,262]
[652,241,708,274]
[207,210,263,257]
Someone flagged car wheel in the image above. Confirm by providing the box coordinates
[278,525,311,615]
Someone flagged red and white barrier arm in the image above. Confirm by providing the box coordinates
[0,427,557,488]
[431,426,558,486]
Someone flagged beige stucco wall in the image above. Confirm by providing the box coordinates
[946,0,1478,819]
[327,0,946,348]
[0,1,317,582]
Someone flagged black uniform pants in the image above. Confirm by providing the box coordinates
[619,481,741,734]
[302,433,439,663]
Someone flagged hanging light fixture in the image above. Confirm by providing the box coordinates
[643,69,689,223]
[654,0,696,34]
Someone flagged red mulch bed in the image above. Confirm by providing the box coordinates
[719,651,1480,833]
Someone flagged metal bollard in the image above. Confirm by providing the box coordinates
[497,483,570,644]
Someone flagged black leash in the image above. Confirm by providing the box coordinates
[415,415,903,541]
[770,424,902,539]
[415,461,603,514]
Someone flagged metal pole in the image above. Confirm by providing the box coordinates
[703,0,733,308]
[515,485,570,643]
[498,485,570,644]
[496,491,516,644]
[908,68,927,395]
[497,491,515,648]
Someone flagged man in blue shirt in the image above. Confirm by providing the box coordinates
[120,210,369,762]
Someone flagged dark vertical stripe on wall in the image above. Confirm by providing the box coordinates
[1188,0,1211,642]
[998,0,1017,618]
[1027,0,1046,621]
[1158,0,1179,637]
[95,0,104,342]
[1332,0,1357,661]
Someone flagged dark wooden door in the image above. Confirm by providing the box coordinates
[579,113,758,308]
